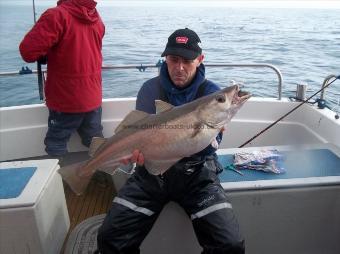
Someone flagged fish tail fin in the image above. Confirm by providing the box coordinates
[58,161,91,196]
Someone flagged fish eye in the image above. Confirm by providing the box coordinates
[215,94,226,103]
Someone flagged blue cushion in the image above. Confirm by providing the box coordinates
[0,167,37,199]
[219,149,340,182]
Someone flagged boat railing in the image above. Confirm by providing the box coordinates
[320,74,339,100]
[0,62,284,99]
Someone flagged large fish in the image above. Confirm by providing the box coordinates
[58,85,250,195]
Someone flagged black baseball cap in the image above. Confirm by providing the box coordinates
[161,28,202,60]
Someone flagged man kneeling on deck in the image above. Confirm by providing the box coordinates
[96,28,245,254]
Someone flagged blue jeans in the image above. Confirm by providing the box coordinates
[44,107,103,156]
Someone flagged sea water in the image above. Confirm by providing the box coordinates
[0,1,339,110]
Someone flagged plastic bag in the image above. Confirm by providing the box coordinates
[233,149,285,174]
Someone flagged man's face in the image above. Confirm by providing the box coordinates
[165,54,204,88]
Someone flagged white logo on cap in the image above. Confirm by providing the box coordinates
[176,37,188,44]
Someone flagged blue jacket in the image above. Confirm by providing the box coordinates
[136,62,222,157]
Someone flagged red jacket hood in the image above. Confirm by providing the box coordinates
[58,0,99,24]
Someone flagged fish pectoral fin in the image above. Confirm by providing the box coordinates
[155,100,174,114]
[191,122,204,138]
[89,137,107,157]
[144,159,179,175]
[115,110,150,133]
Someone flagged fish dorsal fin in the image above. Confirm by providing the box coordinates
[89,137,107,157]
[115,110,150,133]
[155,100,174,114]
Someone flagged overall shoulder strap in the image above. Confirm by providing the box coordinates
[194,79,208,99]
[157,76,169,102]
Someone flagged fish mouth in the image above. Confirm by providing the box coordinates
[232,85,251,105]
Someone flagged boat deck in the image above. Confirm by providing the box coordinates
[61,174,116,253]
[65,177,115,233]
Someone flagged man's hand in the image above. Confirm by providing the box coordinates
[120,149,145,166]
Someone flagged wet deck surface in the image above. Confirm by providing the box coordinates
[49,152,117,254]
[64,176,115,232]
[61,176,116,253]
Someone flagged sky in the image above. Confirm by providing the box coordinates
[1,0,340,9]
[104,0,340,8]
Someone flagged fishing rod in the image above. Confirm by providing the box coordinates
[238,75,340,148]
[32,0,44,100]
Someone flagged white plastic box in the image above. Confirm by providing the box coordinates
[0,159,70,254]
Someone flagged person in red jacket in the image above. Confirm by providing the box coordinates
[19,0,105,158]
